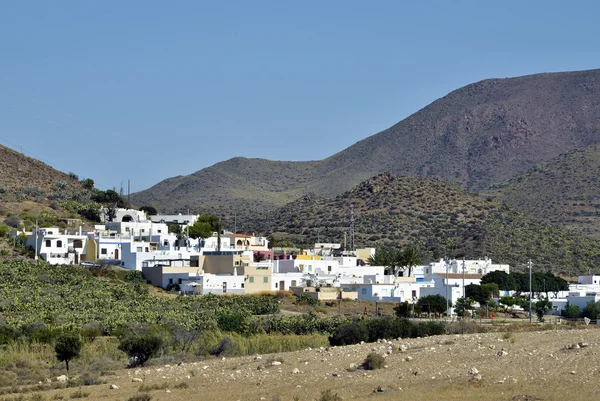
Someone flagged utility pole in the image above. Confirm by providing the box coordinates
[462,257,466,298]
[445,258,449,319]
[34,220,38,261]
[349,204,355,252]
[529,259,533,323]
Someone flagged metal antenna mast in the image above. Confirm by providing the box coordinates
[349,204,355,252]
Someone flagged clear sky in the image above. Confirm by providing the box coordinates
[1,1,600,192]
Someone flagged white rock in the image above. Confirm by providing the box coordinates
[132,378,143,383]
[56,375,68,383]
[468,368,479,375]
[291,368,300,374]
[349,363,358,369]
[109,384,119,389]
[405,356,413,362]
[271,361,282,366]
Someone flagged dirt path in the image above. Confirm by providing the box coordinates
[43,326,600,401]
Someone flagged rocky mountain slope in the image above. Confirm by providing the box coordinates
[247,173,600,274]
[483,144,600,238]
[0,144,97,230]
[132,68,600,220]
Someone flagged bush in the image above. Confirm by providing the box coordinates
[317,389,342,401]
[4,216,20,228]
[362,352,385,370]
[328,321,369,346]
[562,303,581,318]
[294,294,320,306]
[118,333,164,367]
[81,322,102,343]
[128,394,152,401]
[212,337,237,356]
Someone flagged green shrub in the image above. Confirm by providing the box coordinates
[362,352,385,370]
[118,333,163,367]
[294,294,320,306]
[128,394,152,401]
[80,322,102,343]
[69,389,89,399]
[317,389,342,401]
[329,321,369,346]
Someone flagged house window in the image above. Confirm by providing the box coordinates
[328,266,332,272]
[137,247,143,252]
[263,277,268,283]
[362,289,366,295]
[308,266,312,272]
[164,240,169,246]
[241,283,244,288]
[249,277,254,283]
[141,229,145,233]
[125,227,130,232]
[45,240,51,247]
[178,278,182,284]
[412,290,417,298]
[57,240,62,248]
[157,229,162,233]
[169,279,173,284]
[275,283,278,288]
[101,248,107,255]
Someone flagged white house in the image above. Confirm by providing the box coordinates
[25,227,89,265]
[420,273,484,316]
[425,258,510,276]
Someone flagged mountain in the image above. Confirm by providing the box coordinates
[0,144,95,230]
[482,144,600,238]
[247,173,600,275]
[132,68,600,220]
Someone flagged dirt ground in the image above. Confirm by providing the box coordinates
[36,325,600,401]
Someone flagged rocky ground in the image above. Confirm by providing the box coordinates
[40,326,600,401]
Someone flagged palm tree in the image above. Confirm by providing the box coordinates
[400,247,422,278]
[367,247,391,267]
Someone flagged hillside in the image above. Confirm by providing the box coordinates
[132,68,600,221]
[483,144,600,238]
[248,173,600,275]
[0,144,105,232]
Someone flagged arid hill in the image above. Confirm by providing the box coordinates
[247,173,600,274]
[132,68,600,221]
[483,144,600,238]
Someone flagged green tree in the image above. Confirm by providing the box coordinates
[454,297,475,317]
[481,271,515,291]
[534,298,553,322]
[417,294,448,318]
[582,300,600,320]
[399,247,422,278]
[367,247,392,267]
[139,206,157,216]
[187,220,212,239]
[563,303,581,318]
[80,178,94,190]
[118,332,164,367]
[194,214,223,248]
[55,333,83,374]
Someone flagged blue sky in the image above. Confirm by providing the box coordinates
[1,1,600,192]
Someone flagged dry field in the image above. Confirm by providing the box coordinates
[28,325,600,401]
